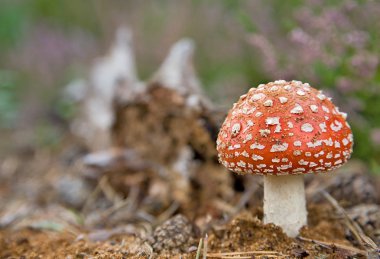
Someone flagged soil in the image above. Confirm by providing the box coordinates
[0,205,373,258]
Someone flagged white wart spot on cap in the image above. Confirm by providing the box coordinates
[279,97,288,104]
[330,120,343,132]
[309,105,318,113]
[317,93,326,100]
[270,143,289,152]
[242,121,254,134]
[237,161,246,168]
[296,90,306,96]
[263,99,273,107]
[257,164,267,169]
[315,151,324,158]
[265,117,281,132]
[306,140,322,148]
[287,121,294,128]
[298,159,309,165]
[293,150,302,156]
[284,85,292,90]
[334,159,343,165]
[270,86,279,91]
[279,164,291,170]
[319,122,327,132]
[294,141,302,147]
[293,168,306,173]
[322,106,330,113]
[251,93,266,101]
[241,150,249,157]
[259,129,271,137]
[324,138,333,146]
[266,117,279,125]
[250,143,265,150]
[340,112,347,119]
[309,162,317,167]
[255,112,263,117]
[242,106,256,115]
[290,104,304,114]
[231,123,241,136]
[301,123,314,133]
[243,134,253,143]
[292,80,302,86]
[252,154,264,161]
[272,158,280,163]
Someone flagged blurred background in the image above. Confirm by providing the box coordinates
[0,0,379,172]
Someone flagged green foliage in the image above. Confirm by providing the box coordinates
[29,0,100,33]
[0,1,30,51]
[35,121,62,148]
[55,97,77,122]
[0,70,19,128]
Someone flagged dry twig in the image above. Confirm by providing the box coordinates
[219,177,259,225]
[298,236,366,256]
[155,202,180,225]
[206,250,285,258]
[81,176,104,214]
[321,190,379,256]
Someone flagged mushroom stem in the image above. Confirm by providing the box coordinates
[263,174,307,237]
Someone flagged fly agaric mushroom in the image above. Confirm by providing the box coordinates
[216,80,353,237]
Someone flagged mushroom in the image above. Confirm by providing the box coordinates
[216,80,353,237]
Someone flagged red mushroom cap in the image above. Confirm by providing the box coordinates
[216,80,353,175]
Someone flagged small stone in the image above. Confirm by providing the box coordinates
[150,214,197,253]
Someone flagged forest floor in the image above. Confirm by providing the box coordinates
[0,86,379,258]
[1,144,379,258]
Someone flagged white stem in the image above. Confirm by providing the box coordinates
[263,174,307,237]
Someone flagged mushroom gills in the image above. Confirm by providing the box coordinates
[263,174,307,237]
